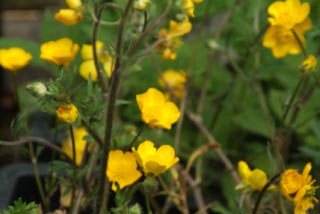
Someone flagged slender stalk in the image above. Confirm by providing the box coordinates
[281,74,306,124]
[28,142,49,211]
[95,1,134,213]
[252,173,281,214]
[69,125,77,208]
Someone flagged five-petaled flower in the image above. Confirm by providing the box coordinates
[132,140,179,176]
[136,88,180,129]
[56,103,79,124]
[0,47,32,72]
[106,150,142,191]
[280,163,318,214]
[262,0,312,58]
[236,160,269,191]
[40,37,79,67]
[61,127,90,166]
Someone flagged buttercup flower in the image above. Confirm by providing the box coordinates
[56,103,79,124]
[66,0,82,10]
[236,161,268,191]
[40,37,79,67]
[132,140,179,176]
[136,88,180,129]
[301,54,317,72]
[262,18,311,58]
[156,18,192,60]
[280,163,318,214]
[183,0,195,17]
[134,0,150,10]
[79,41,114,81]
[61,127,90,166]
[54,9,83,26]
[267,0,310,30]
[106,150,142,191]
[54,0,83,25]
[158,69,187,100]
[0,47,32,72]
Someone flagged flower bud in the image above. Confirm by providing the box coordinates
[26,82,47,98]
[142,177,159,193]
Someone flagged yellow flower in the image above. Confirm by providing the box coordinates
[106,150,142,191]
[40,37,79,67]
[183,0,195,17]
[80,41,104,61]
[192,0,202,3]
[66,0,83,10]
[134,0,150,10]
[54,9,83,26]
[158,69,187,100]
[156,18,192,60]
[136,88,180,129]
[132,140,179,176]
[236,161,268,191]
[280,163,318,214]
[301,54,318,72]
[267,0,310,30]
[0,47,32,72]
[56,103,79,124]
[61,127,90,166]
[262,18,311,58]
[79,41,114,81]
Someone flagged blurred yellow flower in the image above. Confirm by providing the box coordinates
[0,47,32,72]
[267,0,310,30]
[158,69,187,100]
[66,0,82,10]
[56,103,79,124]
[301,54,317,72]
[183,0,195,17]
[40,37,79,67]
[280,163,318,214]
[236,161,268,191]
[134,0,150,10]
[132,140,179,176]
[61,127,90,166]
[156,18,192,60]
[106,150,142,191]
[80,41,104,61]
[79,60,98,81]
[54,9,83,26]
[79,41,114,81]
[136,88,180,130]
[262,18,311,58]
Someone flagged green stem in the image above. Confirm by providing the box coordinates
[28,142,49,211]
[281,74,306,125]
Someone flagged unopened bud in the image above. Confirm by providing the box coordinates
[26,82,47,98]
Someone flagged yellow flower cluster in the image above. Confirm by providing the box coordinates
[280,163,318,214]
[79,41,114,81]
[0,47,32,72]
[107,140,179,191]
[262,0,312,58]
[136,88,181,130]
[156,18,192,60]
[54,0,84,26]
